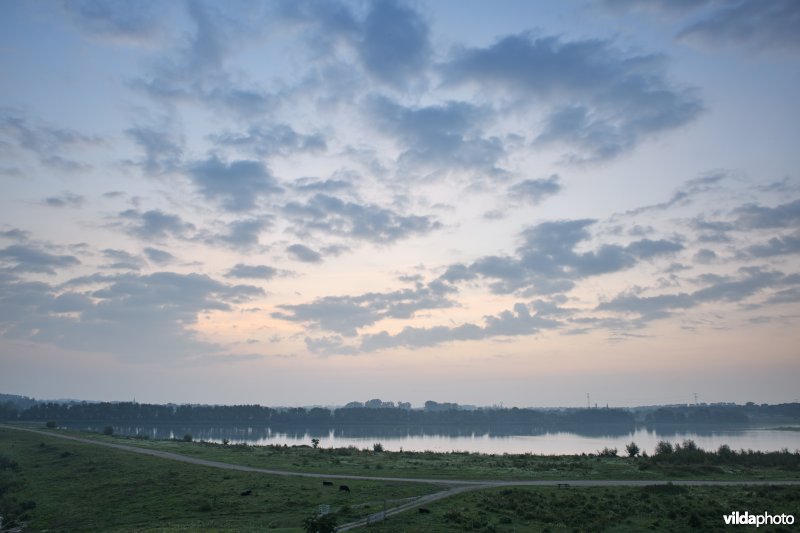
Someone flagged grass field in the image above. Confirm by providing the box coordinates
[0,427,437,531]
[2,425,799,532]
[367,484,800,532]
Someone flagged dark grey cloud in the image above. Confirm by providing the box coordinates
[125,125,183,174]
[132,1,276,117]
[734,199,800,229]
[0,229,30,242]
[43,193,85,208]
[273,280,457,337]
[292,177,354,194]
[443,34,702,161]
[118,209,196,241]
[207,218,270,251]
[597,267,795,322]
[0,271,263,362]
[286,243,322,263]
[143,247,174,265]
[225,264,278,280]
[693,248,718,263]
[283,193,440,243]
[744,233,800,258]
[678,0,800,53]
[507,175,562,205]
[187,156,282,212]
[358,0,431,87]
[359,302,559,351]
[210,123,326,157]
[63,0,165,43]
[102,249,143,271]
[0,110,102,169]
[622,173,725,217]
[0,244,80,275]
[367,96,505,178]
[440,220,683,295]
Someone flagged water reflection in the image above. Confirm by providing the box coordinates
[63,422,800,455]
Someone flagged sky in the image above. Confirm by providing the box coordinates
[0,0,798,408]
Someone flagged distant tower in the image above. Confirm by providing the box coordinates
[693,392,698,405]
[587,393,590,409]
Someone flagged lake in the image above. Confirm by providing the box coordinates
[67,423,800,455]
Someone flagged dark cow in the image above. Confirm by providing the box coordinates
[339,485,350,492]
[419,508,431,514]
[240,489,252,496]
[322,481,333,486]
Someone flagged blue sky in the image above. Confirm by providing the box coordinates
[1,0,798,407]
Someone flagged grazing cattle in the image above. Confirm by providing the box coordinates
[322,481,333,486]
[419,508,431,514]
[339,485,350,492]
[240,489,252,496]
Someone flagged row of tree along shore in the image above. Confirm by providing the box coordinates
[2,395,798,428]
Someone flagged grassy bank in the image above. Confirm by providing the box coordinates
[0,427,436,531]
[368,484,800,532]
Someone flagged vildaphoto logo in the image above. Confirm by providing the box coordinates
[723,511,795,527]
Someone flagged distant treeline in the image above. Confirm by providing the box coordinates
[3,402,635,429]
[2,399,799,429]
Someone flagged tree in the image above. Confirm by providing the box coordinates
[45,421,56,429]
[625,441,640,458]
[103,425,114,436]
[303,513,337,533]
[373,442,384,452]
[655,440,674,456]
[183,433,193,442]
[311,438,320,449]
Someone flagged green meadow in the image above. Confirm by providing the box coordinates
[2,425,798,531]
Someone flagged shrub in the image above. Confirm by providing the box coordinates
[373,442,384,452]
[183,433,193,442]
[598,447,618,457]
[102,425,114,436]
[45,421,56,429]
[625,442,640,458]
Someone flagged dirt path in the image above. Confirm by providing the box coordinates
[5,425,799,531]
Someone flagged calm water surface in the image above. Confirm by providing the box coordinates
[75,424,800,455]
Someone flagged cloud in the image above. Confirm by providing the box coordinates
[621,172,726,217]
[0,271,264,362]
[0,244,80,275]
[210,123,326,157]
[744,233,800,258]
[507,175,562,205]
[734,198,800,229]
[206,218,271,251]
[102,249,143,271]
[187,156,282,212]
[0,229,31,242]
[62,0,166,44]
[143,247,174,265]
[273,280,457,337]
[677,0,800,53]
[286,243,322,263]
[442,33,702,161]
[43,193,85,208]
[359,302,559,351]
[367,96,505,178]
[440,220,683,295]
[225,264,278,280]
[125,124,183,174]
[358,0,431,87]
[597,267,796,322]
[283,193,440,243]
[117,209,196,241]
[0,110,103,169]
